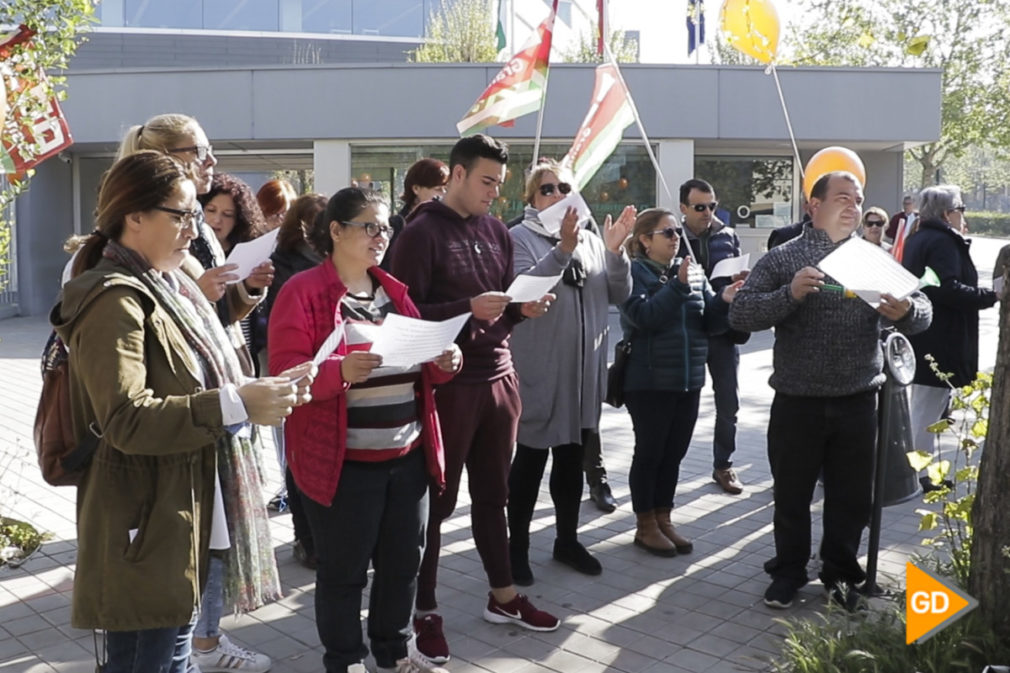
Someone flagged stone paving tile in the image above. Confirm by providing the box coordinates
[0,248,1003,673]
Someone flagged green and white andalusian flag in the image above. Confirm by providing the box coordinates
[561,62,635,189]
[495,0,507,52]
[456,2,558,136]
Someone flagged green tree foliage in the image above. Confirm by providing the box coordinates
[410,0,500,63]
[0,1,96,289]
[785,0,1010,189]
[560,27,639,64]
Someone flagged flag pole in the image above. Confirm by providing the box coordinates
[530,0,559,171]
[694,1,701,65]
[768,64,804,182]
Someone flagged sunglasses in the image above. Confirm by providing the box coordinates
[167,144,214,162]
[153,205,201,228]
[949,205,967,213]
[539,182,572,197]
[691,202,718,212]
[650,226,683,239]
[863,219,885,227]
[341,220,393,238]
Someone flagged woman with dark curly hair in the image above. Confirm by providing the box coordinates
[200,173,268,255]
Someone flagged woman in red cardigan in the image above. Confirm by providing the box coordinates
[269,187,461,673]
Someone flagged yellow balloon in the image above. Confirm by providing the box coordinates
[802,146,867,199]
[720,0,780,65]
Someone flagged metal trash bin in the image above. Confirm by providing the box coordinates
[877,332,922,506]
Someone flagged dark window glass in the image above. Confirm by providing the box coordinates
[204,0,280,31]
[694,156,794,228]
[125,0,202,28]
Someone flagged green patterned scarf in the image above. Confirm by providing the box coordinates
[103,240,281,613]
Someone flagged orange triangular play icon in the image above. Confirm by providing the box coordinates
[905,562,978,644]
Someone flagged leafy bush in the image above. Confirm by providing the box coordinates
[0,517,45,567]
[965,211,1010,237]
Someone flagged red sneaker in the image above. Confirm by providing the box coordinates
[482,592,561,632]
[412,614,449,664]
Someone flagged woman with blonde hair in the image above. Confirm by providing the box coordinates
[507,160,634,583]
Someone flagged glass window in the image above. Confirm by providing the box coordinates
[352,0,424,37]
[694,156,794,228]
[125,0,202,28]
[204,0,280,31]
[351,142,655,224]
[301,0,354,34]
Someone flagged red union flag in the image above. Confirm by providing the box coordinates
[561,62,635,189]
[456,2,558,136]
[0,25,74,174]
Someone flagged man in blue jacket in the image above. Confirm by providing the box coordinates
[681,179,749,495]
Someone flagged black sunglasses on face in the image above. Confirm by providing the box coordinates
[167,144,214,162]
[539,182,572,197]
[691,202,718,212]
[153,205,201,228]
[650,226,682,239]
[863,219,885,227]
[341,221,393,238]
[949,205,967,213]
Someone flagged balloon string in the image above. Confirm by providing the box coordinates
[769,64,804,181]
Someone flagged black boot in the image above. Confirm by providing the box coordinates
[589,482,617,513]
[553,538,602,575]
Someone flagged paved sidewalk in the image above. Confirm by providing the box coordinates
[0,238,1003,673]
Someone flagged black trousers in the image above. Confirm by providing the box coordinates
[765,390,877,586]
[581,428,608,487]
[625,390,701,514]
[507,435,586,549]
[707,334,740,469]
[302,449,429,673]
[285,466,313,553]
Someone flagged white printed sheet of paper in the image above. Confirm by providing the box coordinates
[224,227,280,283]
[506,273,562,303]
[311,322,347,367]
[817,236,920,308]
[537,191,592,235]
[709,253,750,279]
[367,312,472,368]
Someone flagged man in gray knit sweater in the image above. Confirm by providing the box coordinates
[729,172,932,610]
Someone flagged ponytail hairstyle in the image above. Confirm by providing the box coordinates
[116,113,200,161]
[276,193,327,253]
[71,151,191,278]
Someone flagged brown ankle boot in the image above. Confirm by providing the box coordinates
[634,512,678,557]
[654,508,693,554]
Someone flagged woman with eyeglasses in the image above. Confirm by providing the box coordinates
[619,208,741,556]
[268,187,461,673]
[54,151,313,673]
[860,207,890,249]
[117,114,274,311]
[901,185,998,478]
[506,160,634,583]
[381,158,449,272]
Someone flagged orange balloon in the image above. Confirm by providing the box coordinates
[802,146,866,199]
[720,0,780,65]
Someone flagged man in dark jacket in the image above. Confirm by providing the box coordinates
[681,179,749,494]
[900,185,998,466]
[730,172,932,611]
[391,134,560,663]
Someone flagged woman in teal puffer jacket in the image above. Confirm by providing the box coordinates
[619,208,741,557]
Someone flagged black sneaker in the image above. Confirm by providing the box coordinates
[553,539,602,576]
[764,577,800,609]
[825,581,867,612]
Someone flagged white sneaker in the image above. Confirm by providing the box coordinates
[377,654,449,673]
[190,633,272,672]
[348,665,370,673]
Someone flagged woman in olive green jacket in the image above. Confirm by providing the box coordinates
[53,152,313,673]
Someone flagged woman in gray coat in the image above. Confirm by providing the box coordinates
[507,161,634,583]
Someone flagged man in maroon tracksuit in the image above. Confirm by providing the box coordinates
[391,135,560,663]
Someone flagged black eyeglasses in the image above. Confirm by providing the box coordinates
[650,226,682,239]
[863,219,885,227]
[341,221,393,238]
[539,182,572,197]
[949,205,967,213]
[167,144,214,162]
[152,205,200,228]
[691,202,718,212]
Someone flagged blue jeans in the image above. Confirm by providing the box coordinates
[103,612,197,673]
[193,555,225,639]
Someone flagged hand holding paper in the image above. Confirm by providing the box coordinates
[817,237,920,307]
[538,191,592,235]
[367,312,472,368]
[506,273,562,303]
[710,254,750,279]
[224,227,280,283]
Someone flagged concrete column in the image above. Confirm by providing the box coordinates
[313,140,351,196]
[656,139,694,210]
